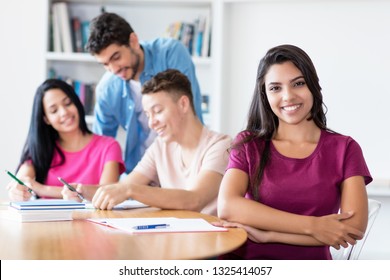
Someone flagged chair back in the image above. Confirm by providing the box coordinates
[330,198,381,260]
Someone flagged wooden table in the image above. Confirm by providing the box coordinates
[0,206,247,260]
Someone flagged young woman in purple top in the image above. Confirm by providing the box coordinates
[217,45,372,259]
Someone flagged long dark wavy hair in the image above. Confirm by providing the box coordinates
[17,79,91,183]
[239,44,329,200]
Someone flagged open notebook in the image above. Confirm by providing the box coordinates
[88,217,228,234]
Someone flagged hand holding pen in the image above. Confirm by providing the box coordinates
[5,170,36,200]
[58,177,85,201]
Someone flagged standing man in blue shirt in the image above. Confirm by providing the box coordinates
[86,12,204,173]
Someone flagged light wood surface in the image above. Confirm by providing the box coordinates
[0,206,247,260]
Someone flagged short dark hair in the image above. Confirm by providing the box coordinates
[85,12,134,54]
[141,69,195,114]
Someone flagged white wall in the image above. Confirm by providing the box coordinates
[0,0,46,199]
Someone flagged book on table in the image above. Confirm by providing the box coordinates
[4,208,75,222]
[10,199,86,210]
[3,199,85,222]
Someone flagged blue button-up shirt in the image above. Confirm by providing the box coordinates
[93,38,203,173]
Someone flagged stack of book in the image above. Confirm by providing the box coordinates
[5,199,85,222]
[51,2,90,53]
[165,13,212,57]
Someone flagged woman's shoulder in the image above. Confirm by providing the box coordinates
[322,129,356,144]
[321,129,363,153]
[236,130,253,138]
[228,130,266,154]
[233,130,263,145]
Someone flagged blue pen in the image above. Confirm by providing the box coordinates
[133,224,170,230]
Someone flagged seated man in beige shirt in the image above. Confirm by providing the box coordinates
[91,69,231,216]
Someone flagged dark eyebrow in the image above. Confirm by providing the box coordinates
[99,51,120,66]
[47,96,70,109]
[267,75,305,87]
[144,104,161,114]
[290,75,305,83]
[108,51,120,62]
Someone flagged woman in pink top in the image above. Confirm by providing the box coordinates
[217,45,372,259]
[7,79,125,201]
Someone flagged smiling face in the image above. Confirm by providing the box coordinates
[94,43,141,81]
[42,88,80,134]
[142,90,187,143]
[264,61,314,127]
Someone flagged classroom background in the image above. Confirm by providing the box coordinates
[0,0,389,259]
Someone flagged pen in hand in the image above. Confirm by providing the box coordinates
[5,170,35,195]
[57,177,84,200]
[133,224,170,230]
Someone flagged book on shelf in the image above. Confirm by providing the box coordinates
[71,17,83,53]
[181,23,195,55]
[81,20,90,52]
[201,11,212,58]
[52,2,73,53]
[51,6,62,52]
[70,17,90,53]
[165,14,211,57]
[51,2,89,53]
[73,80,96,115]
[193,17,203,57]
[165,21,183,40]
